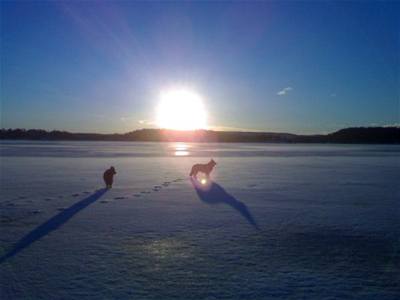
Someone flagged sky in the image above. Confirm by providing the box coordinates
[1,0,399,134]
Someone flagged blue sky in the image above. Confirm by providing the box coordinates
[1,1,399,134]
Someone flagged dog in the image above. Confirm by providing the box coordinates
[103,166,117,188]
[189,159,217,178]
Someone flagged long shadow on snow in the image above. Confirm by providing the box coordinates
[0,188,108,264]
[191,178,259,229]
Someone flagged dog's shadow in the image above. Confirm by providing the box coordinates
[0,188,108,264]
[191,178,259,229]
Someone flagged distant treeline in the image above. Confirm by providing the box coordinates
[1,127,399,144]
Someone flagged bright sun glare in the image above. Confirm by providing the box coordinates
[156,89,207,130]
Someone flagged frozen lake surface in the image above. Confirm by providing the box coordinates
[1,141,399,299]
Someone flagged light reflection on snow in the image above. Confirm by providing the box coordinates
[175,143,188,151]
[174,151,189,156]
[138,238,193,271]
[173,143,190,156]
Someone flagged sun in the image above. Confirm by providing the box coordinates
[156,88,207,130]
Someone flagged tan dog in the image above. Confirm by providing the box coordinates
[103,166,116,188]
[189,159,217,178]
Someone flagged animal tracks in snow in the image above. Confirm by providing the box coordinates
[107,178,184,203]
[7,178,185,213]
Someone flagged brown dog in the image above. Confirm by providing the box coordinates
[189,159,217,178]
[103,166,116,188]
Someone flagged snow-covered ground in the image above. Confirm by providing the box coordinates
[1,141,399,299]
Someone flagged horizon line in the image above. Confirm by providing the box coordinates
[2,126,399,137]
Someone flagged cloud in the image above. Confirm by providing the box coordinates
[209,125,263,132]
[120,117,155,128]
[120,117,153,125]
[138,119,155,126]
[368,122,400,128]
[383,123,400,128]
[277,87,292,96]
